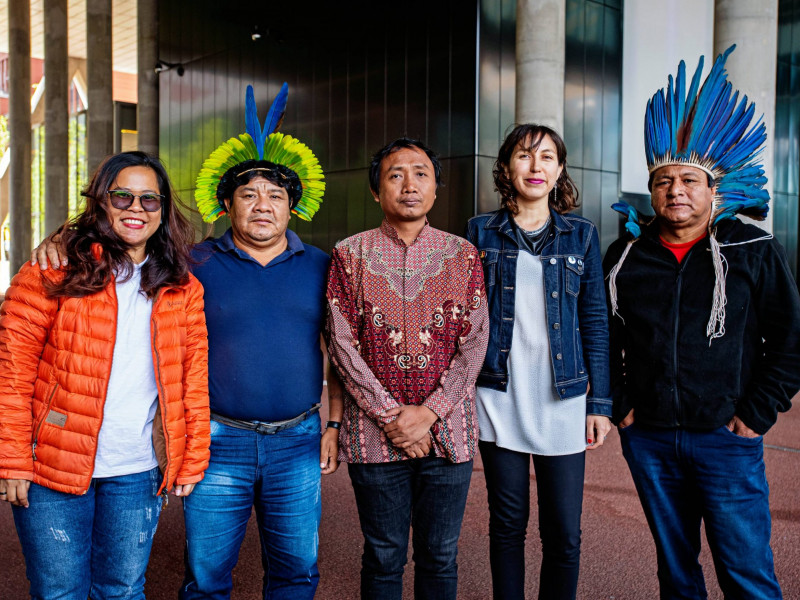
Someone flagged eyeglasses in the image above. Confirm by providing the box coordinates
[107,190,164,212]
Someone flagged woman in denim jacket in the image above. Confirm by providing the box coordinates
[466,124,611,600]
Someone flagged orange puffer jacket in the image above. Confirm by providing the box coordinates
[0,262,210,496]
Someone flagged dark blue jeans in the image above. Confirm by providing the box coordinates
[12,466,163,600]
[480,441,585,600]
[621,423,782,600]
[180,414,321,600]
[347,457,473,600]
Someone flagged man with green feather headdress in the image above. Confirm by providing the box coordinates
[176,83,342,599]
[32,83,343,600]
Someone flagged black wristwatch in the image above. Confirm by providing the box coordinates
[326,421,341,430]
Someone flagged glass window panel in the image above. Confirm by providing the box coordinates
[600,171,621,251]
[788,64,800,195]
[582,2,604,171]
[601,4,622,173]
[779,0,794,60]
[565,0,586,168]
[774,61,791,194]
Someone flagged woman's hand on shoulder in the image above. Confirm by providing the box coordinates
[0,479,31,507]
[586,415,612,450]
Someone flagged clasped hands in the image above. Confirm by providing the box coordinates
[383,405,439,459]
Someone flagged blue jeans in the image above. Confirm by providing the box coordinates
[347,457,473,600]
[620,423,782,600]
[12,466,163,600]
[480,441,585,600]
[180,413,321,600]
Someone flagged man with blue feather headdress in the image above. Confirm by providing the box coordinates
[603,46,800,599]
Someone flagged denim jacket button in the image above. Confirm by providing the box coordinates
[549,258,556,265]
[556,353,562,360]
[553,323,560,330]
[551,291,558,298]
[568,256,576,264]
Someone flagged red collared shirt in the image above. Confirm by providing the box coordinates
[325,219,489,463]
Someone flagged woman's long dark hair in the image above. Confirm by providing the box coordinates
[46,151,195,299]
[493,124,580,215]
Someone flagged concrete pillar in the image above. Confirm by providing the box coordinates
[45,0,69,234]
[8,0,32,272]
[714,0,778,231]
[515,0,565,132]
[137,0,159,155]
[87,0,114,173]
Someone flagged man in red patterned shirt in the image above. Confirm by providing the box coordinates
[325,138,489,600]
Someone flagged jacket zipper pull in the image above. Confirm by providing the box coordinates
[160,488,169,510]
[32,441,37,461]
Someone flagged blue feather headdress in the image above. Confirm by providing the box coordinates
[195,83,325,223]
[644,44,769,224]
[609,45,770,343]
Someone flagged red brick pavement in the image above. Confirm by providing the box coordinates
[2,391,798,599]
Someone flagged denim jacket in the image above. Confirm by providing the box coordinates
[466,208,611,416]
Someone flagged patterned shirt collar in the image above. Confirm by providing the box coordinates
[379,217,431,248]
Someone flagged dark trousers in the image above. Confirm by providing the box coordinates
[347,457,473,600]
[480,441,585,600]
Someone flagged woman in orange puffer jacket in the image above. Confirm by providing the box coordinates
[0,152,210,600]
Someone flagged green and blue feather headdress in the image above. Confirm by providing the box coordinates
[609,45,770,342]
[195,83,325,223]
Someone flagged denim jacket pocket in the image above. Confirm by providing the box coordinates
[565,257,584,297]
[479,249,499,288]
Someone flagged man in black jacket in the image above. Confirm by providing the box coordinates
[604,46,800,600]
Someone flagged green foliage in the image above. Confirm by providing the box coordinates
[31,125,45,243]
[68,112,88,217]
[0,115,8,159]
[26,113,87,245]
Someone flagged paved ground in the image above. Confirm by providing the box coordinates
[2,390,798,599]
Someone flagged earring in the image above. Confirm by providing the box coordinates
[553,185,557,205]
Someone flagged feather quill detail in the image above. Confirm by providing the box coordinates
[607,203,641,320]
[611,202,641,238]
[641,44,768,224]
[244,86,264,160]
[263,82,288,138]
[244,82,289,160]
[196,85,324,223]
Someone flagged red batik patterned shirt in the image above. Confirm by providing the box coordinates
[325,219,489,464]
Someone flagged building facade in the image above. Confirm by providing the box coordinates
[1,0,798,278]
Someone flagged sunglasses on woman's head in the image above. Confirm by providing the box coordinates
[107,190,164,212]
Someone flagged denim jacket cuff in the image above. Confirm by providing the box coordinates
[586,396,613,417]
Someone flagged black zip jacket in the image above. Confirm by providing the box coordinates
[603,218,800,435]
